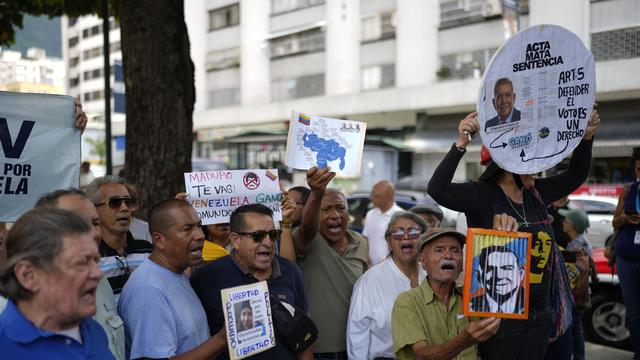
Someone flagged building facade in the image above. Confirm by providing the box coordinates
[186,0,640,190]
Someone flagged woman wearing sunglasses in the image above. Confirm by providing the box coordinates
[347,211,428,360]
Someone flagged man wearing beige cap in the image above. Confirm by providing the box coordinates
[391,228,501,360]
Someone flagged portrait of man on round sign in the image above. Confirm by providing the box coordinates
[477,24,596,175]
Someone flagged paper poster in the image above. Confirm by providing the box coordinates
[463,228,532,320]
[221,281,275,360]
[184,169,282,225]
[285,111,367,176]
[478,24,596,174]
[0,91,80,221]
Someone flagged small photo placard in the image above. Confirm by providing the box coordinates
[221,281,275,359]
[463,228,532,320]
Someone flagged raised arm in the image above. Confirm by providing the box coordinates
[427,112,482,212]
[279,192,297,262]
[293,167,336,254]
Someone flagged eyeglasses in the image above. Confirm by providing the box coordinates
[390,228,422,241]
[95,196,138,209]
[235,230,282,242]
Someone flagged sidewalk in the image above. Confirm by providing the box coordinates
[586,342,634,359]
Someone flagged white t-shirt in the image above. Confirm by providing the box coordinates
[362,203,404,266]
[347,257,427,359]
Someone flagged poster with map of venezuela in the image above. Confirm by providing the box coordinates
[285,111,367,176]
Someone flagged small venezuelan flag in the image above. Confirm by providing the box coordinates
[265,170,278,181]
[298,113,311,126]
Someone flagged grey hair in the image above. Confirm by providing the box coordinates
[85,175,127,204]
[384,211,429,243]
[0,208,92,301]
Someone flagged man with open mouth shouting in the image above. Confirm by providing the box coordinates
[392,228,501,360]
[293,166,370,360]
[118,199,226,359]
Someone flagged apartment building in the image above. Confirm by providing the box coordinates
[185,0,640,189]
[0,48,64,94]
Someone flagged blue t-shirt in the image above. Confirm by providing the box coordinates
[0,299,114,359]
[191,253,307,360]
[118,259,210,359]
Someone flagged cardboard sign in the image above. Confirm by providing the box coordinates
[0,91,80,221]
[184,169,282,225]
[478,24,596,174]
[285,111,367,176]
[221,281,275,360]
[463,228,532,320]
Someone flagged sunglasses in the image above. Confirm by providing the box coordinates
[95,196,138,209]
[390,228,422,241]
[235,230,282,242]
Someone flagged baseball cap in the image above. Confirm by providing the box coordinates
[418,227,466,250]
[409,204,444,222]
[558,208,590,233]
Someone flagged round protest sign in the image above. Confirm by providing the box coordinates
[477,24,595,174]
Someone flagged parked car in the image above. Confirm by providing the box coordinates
[585,246,631,350]
[346,190,458,233]
[568,194,618,248]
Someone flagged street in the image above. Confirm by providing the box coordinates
[586,342,634,359]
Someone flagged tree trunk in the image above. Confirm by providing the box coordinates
[119,0,194,219]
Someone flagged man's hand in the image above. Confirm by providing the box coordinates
[174,192,189,201]
[306,167,336,194]
[492,213,519,232]
[584,105,600,140]
[281,192,296,221]
[455,112,479,150]
[463,317,501,344]
[74,100,88,132]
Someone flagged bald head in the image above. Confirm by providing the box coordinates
[371,181,395,212]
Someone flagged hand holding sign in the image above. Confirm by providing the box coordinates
[306,167,336,195]
[584,107,600,140]
[455,112,480,150]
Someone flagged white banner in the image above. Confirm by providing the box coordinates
[285,111,367,176]
[0,92,80,221]
[478,25,596,174]
[184,169,282,225]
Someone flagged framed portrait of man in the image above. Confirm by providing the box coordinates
[463,228,532,320]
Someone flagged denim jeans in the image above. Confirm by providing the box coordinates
[617,256,640,360]
[571,309,585,360]
[480,307,554,360]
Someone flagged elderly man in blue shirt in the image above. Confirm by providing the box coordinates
[0,208,113,359]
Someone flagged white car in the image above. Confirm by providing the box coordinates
[568,194,618,248]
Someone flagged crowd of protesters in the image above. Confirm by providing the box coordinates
[1,101,639,360]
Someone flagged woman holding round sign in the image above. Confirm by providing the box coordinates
[427,25,600,360]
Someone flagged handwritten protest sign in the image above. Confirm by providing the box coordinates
[478,25,595,174]
[463,228,532,320]
[184,169,282,225]
[285,111,367,176]
[221,281,275,360]
[0,92,80,221]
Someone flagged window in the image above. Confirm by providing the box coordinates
[82,25,102,39]
[68,36,79,48]
[361,12,395,42]
[209,4,240,31]
[272,73,324,101]
[439,48,497,80]
[68,17,78,27]
[206,48,241,71]
[69,77,80,88]
[110,41,121,53]
[439,0,484,28]
[83,68,103,81]
[362,64,395,90]
[69,57,80,67]
[83,47,102,60]
[272,0,325,15]
[208,88,239,108]
[83,90,104,102]
[270,28,325,58]
[591,26,640,61]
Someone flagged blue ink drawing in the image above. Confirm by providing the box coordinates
[302,133,346,170]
